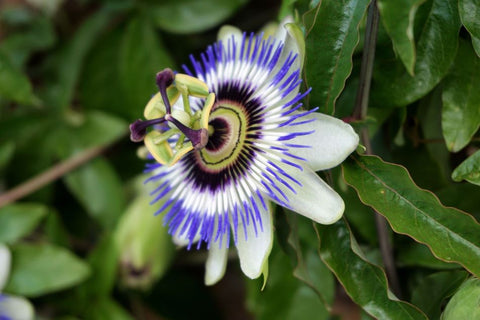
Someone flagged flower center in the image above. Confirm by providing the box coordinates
[196,101,248,172]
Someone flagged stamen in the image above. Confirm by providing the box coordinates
[130,118,166,142]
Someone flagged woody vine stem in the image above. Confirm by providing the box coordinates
[352,0,403,298]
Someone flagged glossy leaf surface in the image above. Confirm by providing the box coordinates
[5,243,90,297]
[316,220,427,320]
[304,0,369,114]
[373,0,461,107]
[343,155,480,277]
[378,0,425,75]
[452,149,480,186]
[441,40,480,152]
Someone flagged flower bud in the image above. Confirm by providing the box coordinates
[114,194,174,290]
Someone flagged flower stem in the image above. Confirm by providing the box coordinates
[353,0,403,298]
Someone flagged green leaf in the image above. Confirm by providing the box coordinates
[304,0,369,114]
[397,242,461,269]
[411,270,468,319]
[0,15,56,68]
[0,203,48,243]
[459,0,480,55]
[0,141,15,172]
[284,213,334,307]
[373,0,461,107]
[118,17,175,120]
[0,50,38,105]
[442,277,480,319]
[146,0,248,34]
[472,35,480,57]
[452,150,480,186]
[247,245,329,320]
[63,157,125,229]
[79,30,128,118]
[5,243,91,297]
[378,0,425,75]
[78,234,118,298]
[53,110,127,158]
[316,220,427,319]
[46,8,113,111]
[441,40,480,152]
[343,155,480,277]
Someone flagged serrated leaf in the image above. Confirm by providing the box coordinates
[343,155,480,277]
[304,0,369,114]
[146,0,248,34]
[0,50,38,105]
[452,149,480,186]
[119,17,175,120]
[373,0,461,107]
[378,0,425,75]
[5,243,90,297]
[64,157,125,229]
[411,270,467,319]
[316,220,427,320]
[441,40,480,152]
[0,203,48,243]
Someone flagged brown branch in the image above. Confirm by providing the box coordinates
[352,0,403,298]
[0,144,110,208]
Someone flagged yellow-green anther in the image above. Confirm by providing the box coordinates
[201,93,215,130]
[144,131,173,165]
[177,82,192,114]
[168,109,191,130]
[175,74,210,98]
[144,87,180,120]
[168,143,194,166]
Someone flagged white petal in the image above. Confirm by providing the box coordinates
[0,295,35,320]
[236,202,273,279]
[272,16,294,42]
[266,159,345,225]
[204,244,228,286]
[282,112,359,171]
[0,243,11,291]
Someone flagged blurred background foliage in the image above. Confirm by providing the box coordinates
[1,0,480,319]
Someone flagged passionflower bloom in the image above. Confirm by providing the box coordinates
[0,244,34,320]
[130,22,359,285]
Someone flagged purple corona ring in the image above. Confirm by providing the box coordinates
[131,22,359,285]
